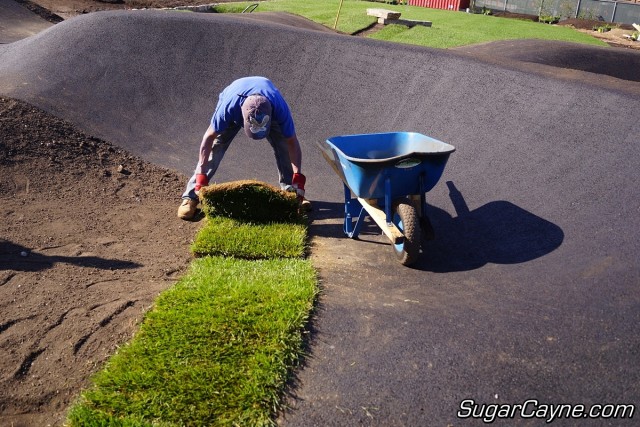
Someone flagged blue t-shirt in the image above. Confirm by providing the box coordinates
[211,77,296,138]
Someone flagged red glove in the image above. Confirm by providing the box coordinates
[194,173,209,193]
[292,173,306,197]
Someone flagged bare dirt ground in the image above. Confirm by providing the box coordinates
[15,0,223,20]
[0,96,201,426]
[556,17,640,50]
[1,1,638,426]
[573,25,640,50]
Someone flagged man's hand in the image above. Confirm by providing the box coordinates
[292,173,306,198]
[195,173,209,193]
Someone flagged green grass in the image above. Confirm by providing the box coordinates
[213,0,608,48]
[67,183,317,426]
[199,180,304,225]
[192,216,307,259]
[368,11,606,47]
[214,0,377,34]
[67,257,317,426]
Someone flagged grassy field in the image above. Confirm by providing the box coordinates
[66,185,317,426]
[213,0,607,48]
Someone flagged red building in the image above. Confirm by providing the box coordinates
[409,0,470,11]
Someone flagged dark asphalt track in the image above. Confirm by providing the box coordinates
[1,7,639,426]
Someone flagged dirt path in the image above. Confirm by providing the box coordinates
[16,0,220,20]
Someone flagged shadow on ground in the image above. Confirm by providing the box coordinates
[307,183,564,273]
[418,181,564,272]
[0,239,142,272]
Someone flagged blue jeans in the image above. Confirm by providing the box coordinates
[181,121,293,200]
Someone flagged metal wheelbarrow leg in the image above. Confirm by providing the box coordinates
[342,177,423,266]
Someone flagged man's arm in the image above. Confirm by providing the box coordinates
[196,124,218,174]
[286,134,308,201]
[285,134,302,174]
[193,124,218,193]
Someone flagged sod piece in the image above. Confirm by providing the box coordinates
[199,180,305,224]
[191,216,307,259]
[66,257,318,427]
[66,179,317,426]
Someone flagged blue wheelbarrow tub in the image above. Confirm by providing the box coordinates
[319,132,455,200]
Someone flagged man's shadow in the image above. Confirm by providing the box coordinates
[416,181,564,272]
[309,181,564,272]
[1,240,141,272]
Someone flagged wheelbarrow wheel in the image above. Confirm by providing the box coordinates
[391,200,421,266]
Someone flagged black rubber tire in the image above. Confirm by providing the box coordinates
[391,200,421,266]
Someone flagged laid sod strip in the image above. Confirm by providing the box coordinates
[194,181,307,258]
[66,256,318,426]
[192,216,307,259]
[199,180,305,225]
[67,181,317,426]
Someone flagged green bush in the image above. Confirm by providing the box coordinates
[539,15,560,24]
[593,24,612,33]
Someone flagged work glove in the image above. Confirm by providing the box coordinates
[291,173,306,198]
[194,173,209,193]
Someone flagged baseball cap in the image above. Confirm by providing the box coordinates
[241,94,272,140]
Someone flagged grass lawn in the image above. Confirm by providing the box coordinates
[66,185,317,426]
[212,0,607,48]
[192,216,308,259]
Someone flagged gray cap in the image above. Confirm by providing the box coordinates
[241,94,272,140]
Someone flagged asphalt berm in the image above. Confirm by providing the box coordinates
[1,1,639,425]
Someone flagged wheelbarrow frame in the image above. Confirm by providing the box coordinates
[342,175,430,244]
[319,131,455,265]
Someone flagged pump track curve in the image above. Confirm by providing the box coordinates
[1,4,639,426]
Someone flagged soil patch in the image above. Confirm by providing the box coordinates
[558,17,639,50]
[0,96,201,426]
[19,0,233,19]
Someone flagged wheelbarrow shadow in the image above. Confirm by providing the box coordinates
[415,181,565,272]
[308,201,387,242]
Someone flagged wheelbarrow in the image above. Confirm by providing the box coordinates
[318,132,455,266]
